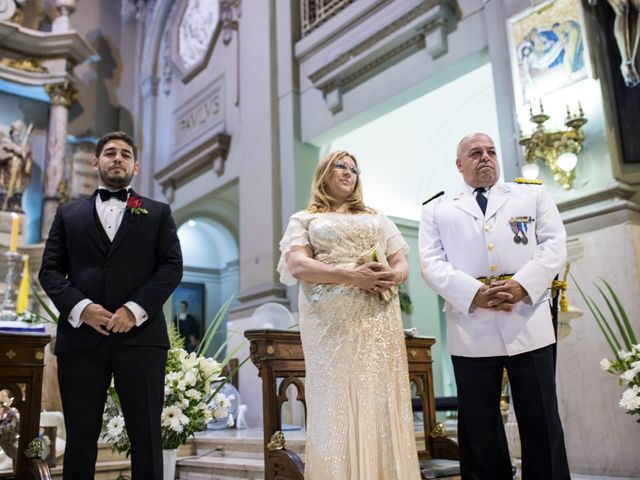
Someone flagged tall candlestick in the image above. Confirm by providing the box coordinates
[16,254,29,315]
[9,213,19,253]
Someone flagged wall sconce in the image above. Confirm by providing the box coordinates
[518,101,587,190]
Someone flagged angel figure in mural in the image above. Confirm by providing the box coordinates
[589,0,640,87]
[517,20,585,91]
[0,120,33,212]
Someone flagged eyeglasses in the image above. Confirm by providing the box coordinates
[335,161,360,176]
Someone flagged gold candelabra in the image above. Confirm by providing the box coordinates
[519,101,588,190]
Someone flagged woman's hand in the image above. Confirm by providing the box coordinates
[350,262,396,292]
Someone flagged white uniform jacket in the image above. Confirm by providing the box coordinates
[419,182,567,357]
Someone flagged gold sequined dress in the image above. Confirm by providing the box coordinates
[278,212,420,480]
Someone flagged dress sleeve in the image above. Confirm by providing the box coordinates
[381,214,409,258]
[277,212,312,286]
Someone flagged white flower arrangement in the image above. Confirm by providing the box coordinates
[577,279,640,423]
[102,296,242,452]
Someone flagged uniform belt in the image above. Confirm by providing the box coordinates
[476,274,514,285]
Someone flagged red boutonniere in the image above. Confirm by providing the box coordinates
[127,196,148,215]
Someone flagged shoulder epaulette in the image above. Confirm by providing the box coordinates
[422,191,444,205]
[514,177,543,185]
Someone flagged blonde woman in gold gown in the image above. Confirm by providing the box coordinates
[277,151,420,480]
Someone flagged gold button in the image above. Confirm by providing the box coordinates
[484,224,490,232]
[490,265,497,272]
[488,243,494,251]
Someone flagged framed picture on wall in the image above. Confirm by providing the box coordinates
[172,282,206,342]
[507,0,593,106]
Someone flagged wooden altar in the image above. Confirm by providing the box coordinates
[0,332,52,480]
[245,329,459,480]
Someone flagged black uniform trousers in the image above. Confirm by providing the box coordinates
[451,344,570,480]
[57,337,167,479]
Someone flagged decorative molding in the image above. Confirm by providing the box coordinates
[160,0,180,95]
[221,0,241,46]
[557,181,640,234]
[221,0,241,105]
[44,79,76,107]
[556,181,636,212]
[297,0,461,114]
[154,132,231,199]
[0,57,47,73]
[0,20,96,65]
[139,75,159,99]
[121,0,153,22]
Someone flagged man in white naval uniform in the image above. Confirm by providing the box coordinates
[419,133,570,480]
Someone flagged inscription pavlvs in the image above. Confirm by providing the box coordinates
[176,93,221,143]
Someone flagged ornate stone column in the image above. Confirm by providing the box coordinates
[41,80,76,240]
[39,0,78,239]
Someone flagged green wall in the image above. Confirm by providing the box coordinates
[393,216,456,400]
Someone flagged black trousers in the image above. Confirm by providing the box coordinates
[451,345,570,480]
[57,337,167,480]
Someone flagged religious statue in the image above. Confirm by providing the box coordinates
[0,120,33,212]
[589,0,640,87]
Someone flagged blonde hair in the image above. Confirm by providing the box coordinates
[306,150,375,214]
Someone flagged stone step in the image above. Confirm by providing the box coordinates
[49,441,194,479]
[177,456,264,480]
[189,427,427,458]
[50,459,132,480]
[190,428,306,459]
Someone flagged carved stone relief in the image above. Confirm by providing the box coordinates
[170,0,221,82]
[178,0,219,69]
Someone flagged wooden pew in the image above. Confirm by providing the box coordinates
[0,332,52,480]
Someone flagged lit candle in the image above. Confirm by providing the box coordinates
[16,254,29,314]
[9,212,19,253]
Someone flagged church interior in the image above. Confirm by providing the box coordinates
[1,0,639,478]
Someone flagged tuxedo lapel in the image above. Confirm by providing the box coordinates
[81,192,109,256]
[108,196,134,258]
[485,183,511,220]
[453,189,484,221]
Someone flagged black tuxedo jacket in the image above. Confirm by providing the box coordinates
[39,190,183,354]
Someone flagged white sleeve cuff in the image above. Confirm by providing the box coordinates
[125,301,149,327]
[68,299,91,328]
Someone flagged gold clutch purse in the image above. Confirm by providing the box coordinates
[358,243,397,302]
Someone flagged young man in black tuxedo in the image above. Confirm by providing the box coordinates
[39,131,183,479]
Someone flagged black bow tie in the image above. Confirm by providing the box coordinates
[98,189,129,202]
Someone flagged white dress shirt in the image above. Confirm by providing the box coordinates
[67,185,149,328]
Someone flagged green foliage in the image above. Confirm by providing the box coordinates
[399,286,414,315]
[16,279,59,324]
[103,294,244,451]
[167,320,184,350]
[573,276,640,422]
[573,276,638,359]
